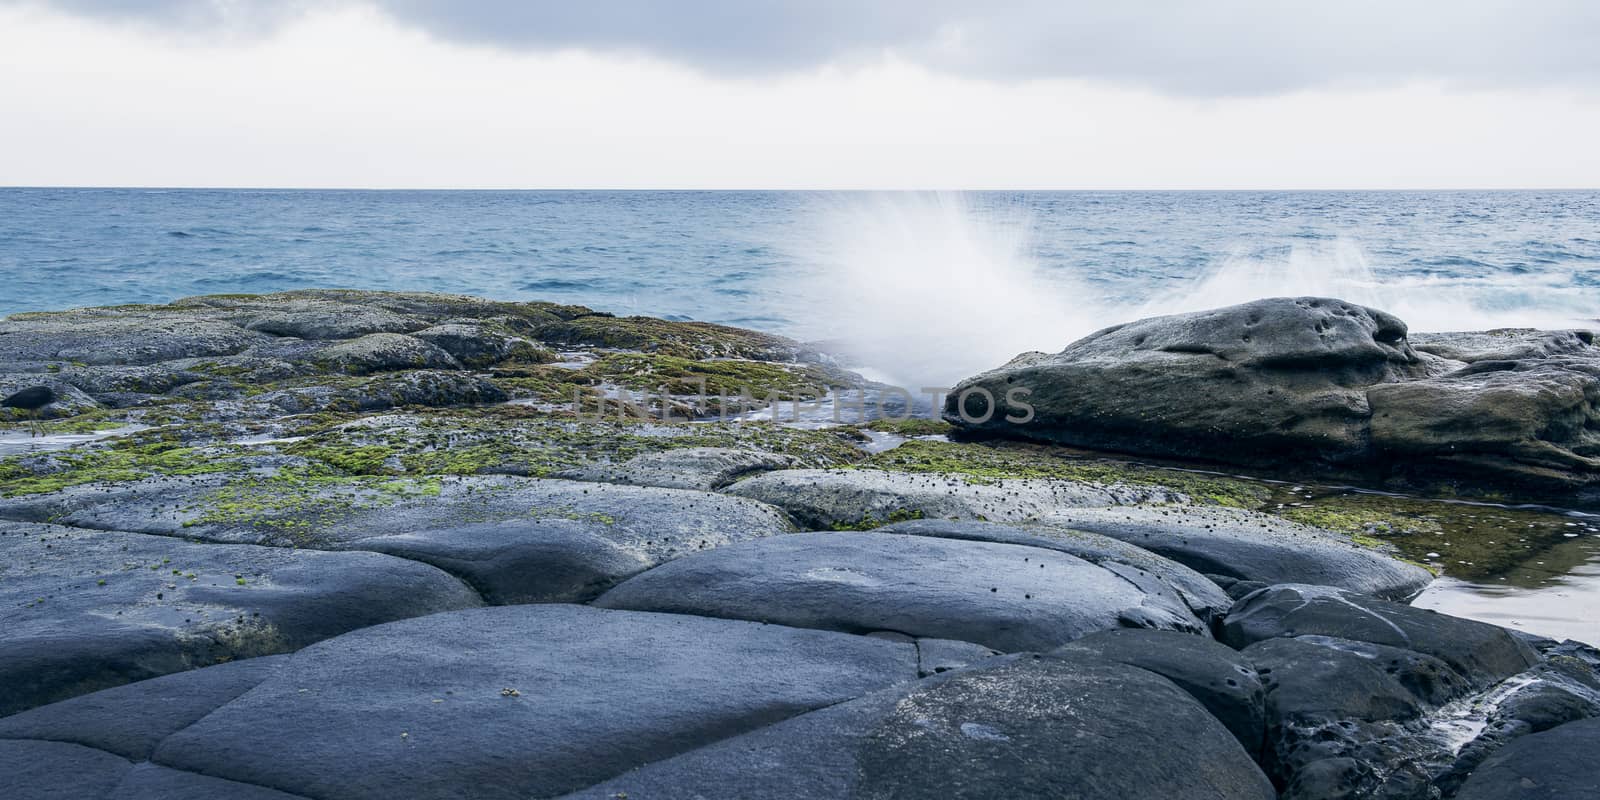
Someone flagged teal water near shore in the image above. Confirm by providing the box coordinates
[4,189,1597,330]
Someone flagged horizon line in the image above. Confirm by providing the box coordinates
[4,185,1599,193]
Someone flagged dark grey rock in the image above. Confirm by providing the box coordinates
[0,739,133,799]
[4,475,793,553]
[0,656,286,757]
[238,306,424,340]
[1367,357,1600,487]
[312,332,461,374]
[559,446,800,491]
[1243,636,1437,791]
[1410,329,1596,363]
[1053,628,1267,754]
[1454,717,1600,799]
[0,310,264,365]
[595,531,1206,652]
[247,369,506,414]
[0,522,480,714]
[0,377,101,420]
[944,297,1600,496]
[1040,505,1433,600]
[129,605,914,800]
[411,320,546,367]
[945,297,1429,465]
[109,763,314,800]
[1439,657,1600,795]
[914,638,997,677]
[349,518,655,603]
[1222,584,1540,688]
[565,651,1275,800]
[1296,634,1473,707]
[877,517,1235,623]
[723,468,1176,529]
[1246,637,1431,724]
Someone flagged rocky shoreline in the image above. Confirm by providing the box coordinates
[2,290,1598,799]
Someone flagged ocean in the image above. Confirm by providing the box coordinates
[3,189,1598,385]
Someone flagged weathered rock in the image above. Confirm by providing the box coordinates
[1222,584,1540,688]
[1040,505,1433,600]
[349,519,654,603]
[313,332,461,374]
[411,320,547,367]
[595,531,1206,651]
[566,652,1276,800]
[0,377,100,420]
[558,446,800,491]
[914,638,998,677]
[0,655,286,756]
[875,517,1233,623]
[0,739,140,799]
[1410,328,1596,363]
[245,369,506,414]
[0,309,265,365]
[1368,358,1600,486]
[1454,717,1600,799]
[722,468,1176,529]
[944,297,1600,497]
[0,522,480,714]
[1438,655,1600,795]
[239,305,424,340]
[2,476,795,603]
[1,605,917,800]
[1054,628,1268,754]
[1243,636,1450,794]
[945,297,1430,465]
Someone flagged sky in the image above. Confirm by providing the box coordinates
[2,0,1598,189]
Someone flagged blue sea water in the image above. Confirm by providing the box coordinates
[3,187,1600,389]
[3,188,1597,331]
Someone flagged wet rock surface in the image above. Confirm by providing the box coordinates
[1223,583,1541,688]
[556,445,799,490]
[1453,717,1600,799]
[2,605,920,800]
[5,291,1600,799]
[874,517,1234,622]
[0,522,479,715]
[595,530,1207,650]
[723,467,1178,528]
[946,296,1600,499]
[1054,628,1268,754]
[1040,505,1434,600]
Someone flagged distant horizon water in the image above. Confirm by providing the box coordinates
[3,188,1597,386]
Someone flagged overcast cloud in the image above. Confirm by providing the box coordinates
[3,1,1597,188]
[25,0,1600,95]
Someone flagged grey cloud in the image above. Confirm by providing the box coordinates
[16,0,1600,95]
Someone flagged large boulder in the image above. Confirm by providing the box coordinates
[1038,505,1433,600]
[1053,629,1267,754]
[1454,717,1600,799]
[943,297,1600,497]
[0,605,919,800]
[874,517,1233,623]
[0,522,480,715]
[945,297,1429,466]
[1222,584,1540,688]
[558,446,800,491]
[594,531,1206,651]
[722,468,1175,529]
[566,651,1276,800]
[312,333,461,374]
[0,309,265,365]
[0,476,796,603]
